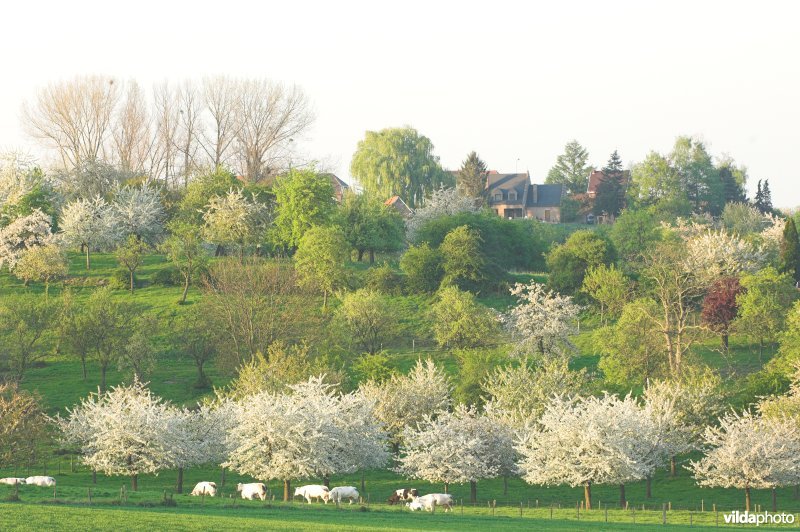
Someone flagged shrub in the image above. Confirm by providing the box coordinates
[365,263,404,295]
[400,243,443,294]
[108,268,134,290]
[151,266,181,286]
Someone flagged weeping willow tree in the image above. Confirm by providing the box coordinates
[350,126,451,208]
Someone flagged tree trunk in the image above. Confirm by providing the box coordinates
[369,249,375,264]
[101,365,107,393]
[323,290,328,310]
[131,474,138,491]
[759,338,764,364]
[92,470,97,484]
[86,245,91,270]
[129,270,135,293]
[584,482,592,510]
[444,483,449,494]
[670,456,676,477]
[646,476,652,499]
[360,471,365,492]
[81,356,87,380]
[772,487,777,512]
[745,486,751,512]
[470,481,477,503]
[181,275,190,303]
[323,475,330,488]
[503,475,508,496]
[220,466,226,487]
[619,483,626,509]
[284,479,291,502]
[357,249,364,262]
[176,467,184,494]
[722,333,729,352]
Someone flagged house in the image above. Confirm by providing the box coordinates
[384,195,414,218]
[486,171,564,222]
[586,169,630,198]
[319,173,350,203]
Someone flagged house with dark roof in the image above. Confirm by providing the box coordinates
[486,171,564,222]
[319,173,350,203]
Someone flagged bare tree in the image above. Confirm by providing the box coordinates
[176,81,202,187]
[112,80,152,174]
[201,76,241,169]
[235,80,313,183]
[23,75,121,170]
[151,82,180,188]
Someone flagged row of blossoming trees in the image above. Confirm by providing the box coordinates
[44,358,800,511]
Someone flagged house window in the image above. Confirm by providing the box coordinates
[509,191,517,201]
[494,192,502,201]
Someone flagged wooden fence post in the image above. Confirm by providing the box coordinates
[662,503,667,525]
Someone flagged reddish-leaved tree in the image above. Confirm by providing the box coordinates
[701,277,743,352]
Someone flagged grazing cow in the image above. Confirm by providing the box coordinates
[294,484,329,503]
[237,482,267,501]
[325,486,359,504]
[388,488,419,505]
[190,481,217,497]
[0,478,26,486]
[411,493,454,512]
[24,476,56,488]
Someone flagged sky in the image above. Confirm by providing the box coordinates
[1,0,799,206]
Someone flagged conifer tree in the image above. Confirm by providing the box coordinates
[779,218,800,284]
[456,151,488,200]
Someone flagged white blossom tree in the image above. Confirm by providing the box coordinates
[358,358,452,450]
[516,394,662,510]
[643,371,724,477]
[684,228,764,286]
[112,184,165,245]
[758,214,787,267]
[225,376,388,501]
[689,410,800,511]
[165,402,231,494]
[0,151,42,206]
[203,188,268,259]
[504,281,581,358]
[54,380,174,491]
[396,404,516,502]
[0,209,54,271]
[59,195,117,269]
[483,357,587,430]
[406,186,479,240]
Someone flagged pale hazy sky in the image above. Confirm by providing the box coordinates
[2,0,798,206]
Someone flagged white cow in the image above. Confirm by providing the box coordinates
[294,484,329,503]
[326,486,359,504]
[409,493,454,512]
[237,482,267,501]
[25,476,56,488]
[190,481,217,496]
[0,478,26,486]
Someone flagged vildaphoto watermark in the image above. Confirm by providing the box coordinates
[724,510,796,526]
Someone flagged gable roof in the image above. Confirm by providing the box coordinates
[385,195,414,217]
[529,184,564,207]
[587,170,630,195]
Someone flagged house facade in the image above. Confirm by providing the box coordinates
[486,171,564,222]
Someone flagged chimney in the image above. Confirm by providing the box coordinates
[532,184,538,204]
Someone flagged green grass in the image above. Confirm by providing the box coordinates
[3,250,796,530]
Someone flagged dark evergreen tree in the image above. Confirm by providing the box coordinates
[602,150,624,175]
[594,151,626,217]
[456,151,488,199]
[761,179,773,213]
[718,164,747,204]
[753,179,765,212]
[779,217,800,284]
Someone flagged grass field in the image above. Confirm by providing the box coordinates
[1,250,792,530]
